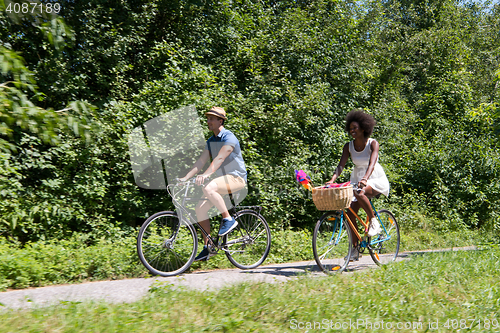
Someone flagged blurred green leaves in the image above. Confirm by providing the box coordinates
[1,0,95,239]
[1,0,499,243]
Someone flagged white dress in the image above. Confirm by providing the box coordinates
[349,138,390,197]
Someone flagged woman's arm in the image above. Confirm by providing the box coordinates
[359,139,379,187]
[326,143,350,184]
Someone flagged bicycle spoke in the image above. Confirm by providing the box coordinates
[313,212,351,274]
[137,212,197,277]
[225,210,271,269]
[318,240,340,260]
[369,209,400,265]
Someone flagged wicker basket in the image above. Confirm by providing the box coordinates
[312,185,353,211]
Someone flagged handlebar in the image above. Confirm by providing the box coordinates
[352,183,371,194]
[324,182,364,192]
[168,177,201,204]
[174,176,209,186]
[175,177,196,184]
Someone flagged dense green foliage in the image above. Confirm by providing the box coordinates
[0,0,95,236]
[0,234,142,290]
[1,0,500,244]
[1,247,499,331]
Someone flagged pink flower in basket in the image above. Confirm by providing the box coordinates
[323,181,351,188]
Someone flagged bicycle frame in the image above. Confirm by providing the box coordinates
[167,180,262,251]
[341,200,392,246]
[168,181,219,249]
[313,186,400,273]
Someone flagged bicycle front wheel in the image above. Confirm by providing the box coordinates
[313,211,352,274]
[137,211,197,276]
[225,209,271,269]
[369,209,400,265]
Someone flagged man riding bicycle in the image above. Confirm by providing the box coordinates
[179,107,247,261]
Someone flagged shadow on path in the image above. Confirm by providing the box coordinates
[0,246,478,310]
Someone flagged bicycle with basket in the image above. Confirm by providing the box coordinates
[297,170,400,274]
[313,182,400,273]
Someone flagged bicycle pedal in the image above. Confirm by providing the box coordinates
[207,245,218,254]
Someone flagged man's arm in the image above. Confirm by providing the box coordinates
[195,145,234,185]
[180,149,211,181]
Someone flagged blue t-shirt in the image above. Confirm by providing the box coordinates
[205,128,247,181]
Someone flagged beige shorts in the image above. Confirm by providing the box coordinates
[211,175,246,194]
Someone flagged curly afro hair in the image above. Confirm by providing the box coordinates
[345,109,376,137]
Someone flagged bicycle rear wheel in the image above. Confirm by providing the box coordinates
[224,209,271,269]
[137,211,197,276]
[368,209,400,265]
[313,211,352,274]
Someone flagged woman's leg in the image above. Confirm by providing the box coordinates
[353,185,379,220]
[346,201,361,247]
[354,185,382,235]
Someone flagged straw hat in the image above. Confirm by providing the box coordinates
[205,107,227,120]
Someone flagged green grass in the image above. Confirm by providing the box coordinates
[0,227,489,291]
[194,227,488,271]
[1,247,499,332]
[399,228,484,252]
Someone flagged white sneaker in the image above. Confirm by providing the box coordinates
[368,217,382,237]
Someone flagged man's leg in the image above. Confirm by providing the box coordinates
[202,181,230,219]
[195,199,214,245]
[203,176,246,236]
[193,199,214,261]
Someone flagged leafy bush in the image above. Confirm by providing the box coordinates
[0,234,144,291]
[1,0,500,243]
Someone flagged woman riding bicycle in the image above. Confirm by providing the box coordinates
[326,109,390,261]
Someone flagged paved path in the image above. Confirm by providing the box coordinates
[0,247,476,311]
